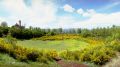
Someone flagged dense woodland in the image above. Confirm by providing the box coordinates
[0,21,120,40]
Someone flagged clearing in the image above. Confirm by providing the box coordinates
[17,39,89,51]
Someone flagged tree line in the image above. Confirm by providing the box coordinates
[0,21,120,40]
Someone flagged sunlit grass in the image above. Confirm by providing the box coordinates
[17,39,89,51]
[0,53,60,67]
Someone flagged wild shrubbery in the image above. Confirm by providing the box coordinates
[0,37,120,65]
[106,40,120,52]
[33,34,80,40]
[12,46,29,62]
[0,38,58,63]
[0,38,14,54]
[27,50,39,61]
[60,44,116,65]
[79,37,104,45]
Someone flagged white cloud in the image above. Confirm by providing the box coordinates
[0,0,120,29]
[0,0,57,27]
[52,11,120,29]
[83,9,96,17]
[63,4,75,13]
[56,16,76,28]
[74,12,120,28]
[77,8,84,15]
[77,8,96,17]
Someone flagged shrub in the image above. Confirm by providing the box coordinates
[4,34,17,46]
[60,50,75,60]
[34,34,80,40]
[46,50,58,59]
[80,50,91,61]
[0,38,13,54]
[36,50,58,63]
[90,47,115,65]
[27,50,39,61]
[60,45,116,65]
[12,46,29,62]
[0,38,59,63]
[106,40,120,52]
[37,56,48,63]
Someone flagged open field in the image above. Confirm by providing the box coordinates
[17,39,89,51]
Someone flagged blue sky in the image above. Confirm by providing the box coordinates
[0,0,120,29]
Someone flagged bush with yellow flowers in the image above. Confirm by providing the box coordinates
[106,40,120,52]
[11,46,29,62]
[33,34,80,40]
[60,45,116,65]
[0,38,13,54]
[0,38,59,63]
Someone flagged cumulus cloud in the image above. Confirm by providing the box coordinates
[63,4,75,13]
[77,8,84,15]
[77,9,96,17]
[50,11,120,29]
[0,0,120,29]
[63,4,96,17]
[0,0,57,27]
[69,12,120,29]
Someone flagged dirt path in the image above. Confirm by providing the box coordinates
[56,59,88,67]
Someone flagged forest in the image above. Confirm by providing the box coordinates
[0,22,120,40]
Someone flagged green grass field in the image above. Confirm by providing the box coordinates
[17,39,89,51]
[0,53,60,67]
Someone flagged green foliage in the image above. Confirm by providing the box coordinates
[10,27,33,39]
[12,46,29,62]
[0,23,120,40]
[0,39,58,63]
[35,34,80,40]
[0,53,60,67]
[81,29,92,37]
[60,50,81,60]
[60,45,116,65]
[27,51,39,61]
[0,26,9,37]
[0,38,13,54]
[106,40,120,52]
[5,34,17,46]
[89,47,115,65]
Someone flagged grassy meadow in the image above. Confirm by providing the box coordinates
[17,39,89,51]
